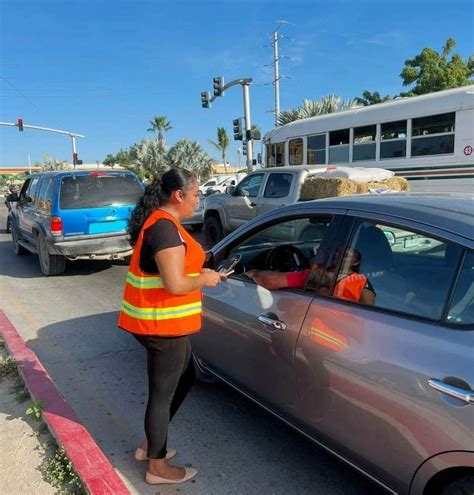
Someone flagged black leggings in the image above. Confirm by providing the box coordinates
[133,334,195,459]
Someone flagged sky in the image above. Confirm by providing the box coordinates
[1,0,473,167]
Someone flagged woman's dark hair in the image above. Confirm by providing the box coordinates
[128,168,197,246]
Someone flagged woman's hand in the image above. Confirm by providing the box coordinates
[201,270,228,287]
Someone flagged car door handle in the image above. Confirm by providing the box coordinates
[427,379,474,404]
[258,314,287,332]
[250,202,256,207]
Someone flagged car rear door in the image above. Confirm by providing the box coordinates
[195,211,345,420]
[295,215,474,493]
[57,172,143,237]
[256,172,296,217]
[17,176,40,239]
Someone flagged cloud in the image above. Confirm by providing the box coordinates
[364,31,407,47]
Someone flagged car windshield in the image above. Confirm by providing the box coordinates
[59,174,143,209]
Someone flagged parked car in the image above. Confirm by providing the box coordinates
[10,170,143,275]
[205,173,247,195]
[193,193,474,495]
[181,190,204,231]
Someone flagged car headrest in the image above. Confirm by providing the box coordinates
[354,224,393,275]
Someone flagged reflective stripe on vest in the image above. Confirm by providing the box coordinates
[121,300,202,320]
[125,271,200,290]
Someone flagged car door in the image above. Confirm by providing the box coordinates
[226,173,264,230]
[257,172,295,217]
[194,211,345,420]
[17,177,40,239]
[295,215,474,493]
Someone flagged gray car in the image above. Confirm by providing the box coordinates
[192,193,474,495]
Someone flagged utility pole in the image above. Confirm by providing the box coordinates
[0,120,85,168]
[266,21,289,127]
[201,76,255,173]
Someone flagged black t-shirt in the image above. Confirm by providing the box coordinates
[139,219,184,274]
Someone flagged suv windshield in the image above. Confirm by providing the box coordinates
[59,174,143,210]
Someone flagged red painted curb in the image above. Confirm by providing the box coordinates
[0,310,130,495]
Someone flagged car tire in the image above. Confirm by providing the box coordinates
[11,224,29,255]
[191,223,203,233]
[440,475,474,495]
[38,234,65,276]
[204,216,224,246]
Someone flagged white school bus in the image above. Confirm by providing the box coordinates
[263,86,474,192]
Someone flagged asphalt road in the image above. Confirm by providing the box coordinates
[0,208,384,495]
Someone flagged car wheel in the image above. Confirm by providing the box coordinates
[204,216,224,246]
[440,475,474,495]
[191,223,203,232]
[38,234,65,276]
[11,224,28,255]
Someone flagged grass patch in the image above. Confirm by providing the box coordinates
[40,446,86,495]
[9,376,30,403]
[0,356,18,380]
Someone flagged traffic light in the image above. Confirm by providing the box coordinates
[213,76,224,97]
[73,152,78,165]
[18,119,24,131]
[242,140,247,156]
[233,118,243,141]
[200,91,211,109]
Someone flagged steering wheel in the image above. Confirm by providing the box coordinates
[265,245,311,272]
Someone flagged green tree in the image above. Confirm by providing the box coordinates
[135,139,168,179]
[277,95,359,125]
[103,154,116,167]
[208,127,230,174]
[168,139,214,181]
[147,115,172,142]
[356,90,392,106]
[400,37,474,96]
[36,154,71,171]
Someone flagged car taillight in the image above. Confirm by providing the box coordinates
[89,172,107,176]
[50,216,63,236]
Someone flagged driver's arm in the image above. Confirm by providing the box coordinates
[246,269,309,290]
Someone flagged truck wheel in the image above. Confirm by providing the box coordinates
[11,225,28,255]
[204,216,224,246]
[38,234,65,276]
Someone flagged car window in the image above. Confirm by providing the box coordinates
[236,174,264,198]
[37,177,54,211]
[263,173,293,198]
[225,215,336,288]
[59,173,143,210]
[446,251,474,326]
[327,220,463,320]
[26,177,40,204]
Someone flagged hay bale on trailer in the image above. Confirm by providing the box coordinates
[300,176,410,201]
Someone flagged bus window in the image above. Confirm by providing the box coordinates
[266,143,274,167]
[275,142,285,166]
[411,112,455,157]
[381,120,407,159]
[289,138,303,165]
[353,125,376,161]
[329,129,349,163]
[307,134,326,165]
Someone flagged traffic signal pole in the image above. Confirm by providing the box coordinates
[201,77,254,173]
[0,120,85,168]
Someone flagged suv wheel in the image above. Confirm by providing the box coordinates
[204,216,224,246]
[11,225,28,255]
[38,234,65,276]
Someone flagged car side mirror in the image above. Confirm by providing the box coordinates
[240,189,250,197]
[225,186,235,195]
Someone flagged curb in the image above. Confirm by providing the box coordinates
[0,310,130,495]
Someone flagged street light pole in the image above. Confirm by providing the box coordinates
[242,82,253,171]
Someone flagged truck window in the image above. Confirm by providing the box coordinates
[264,173,293,198]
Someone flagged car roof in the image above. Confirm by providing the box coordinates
[281,192,474,241]
[27,170,135,178]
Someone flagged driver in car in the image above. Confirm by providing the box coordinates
[245,246,375,305]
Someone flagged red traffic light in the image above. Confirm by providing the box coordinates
[73,152,78,164]
[18,119,24,131]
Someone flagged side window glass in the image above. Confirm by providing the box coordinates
[236,174,263,198]
[264,173,293,198]
[446,251,474,326]
[26,178,40,204]
[288,138,303,165]
[38,178,53,211]
[20,179,31,199]
[329,221,462,319]
[227,216,333,288]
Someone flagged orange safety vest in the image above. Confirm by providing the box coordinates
[333,273,367,302]
[118,209,205,337]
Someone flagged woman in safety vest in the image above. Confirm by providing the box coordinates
[118,168,227,485]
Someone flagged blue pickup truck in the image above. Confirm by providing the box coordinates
[10,170,143,276]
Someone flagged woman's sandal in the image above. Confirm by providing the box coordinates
[134,447,176,461]
[145,467,198,485]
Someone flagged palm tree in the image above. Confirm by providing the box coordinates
[38,154,70,171]
[277,95,359,125]
[134,139,168,179]
[147,115,172,142]
[208,127,230,174]
[168,139,214,181]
